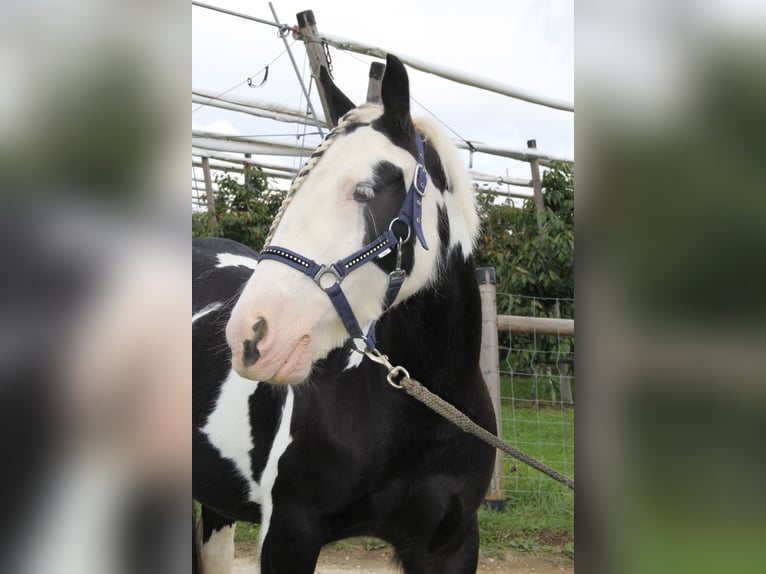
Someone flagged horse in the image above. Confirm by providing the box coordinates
[193,54,496,574]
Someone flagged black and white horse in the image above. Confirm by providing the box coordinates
[193,55,496,574]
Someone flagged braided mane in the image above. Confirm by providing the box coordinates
[263,106,379,246]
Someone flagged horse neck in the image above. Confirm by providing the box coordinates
[377,248,482,399]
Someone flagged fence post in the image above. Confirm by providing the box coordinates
[201,156,218,235]
[554,300,574,404]
[527,139,545,236]
[366,62,385,104]
[296,10,334,125]
[476,267,505,510]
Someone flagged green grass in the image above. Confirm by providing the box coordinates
[233,521,260,548]
[500,373,574,405]
[479,403,574,554]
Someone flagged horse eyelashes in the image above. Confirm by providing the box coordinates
[353,182,375,203]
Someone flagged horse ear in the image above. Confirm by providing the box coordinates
[381,54,414,135]
[319,66,356,127]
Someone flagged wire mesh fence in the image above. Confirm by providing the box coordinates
[494,292,574,515]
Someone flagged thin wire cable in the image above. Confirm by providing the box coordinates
[268,2,325,137]
[192,42,295,114]
[324,49,478,155]
[292,47,313,173]
[410,95,475,150]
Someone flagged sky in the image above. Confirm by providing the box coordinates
[192,0,574,193]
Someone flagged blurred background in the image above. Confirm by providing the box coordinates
[0,2,189,573]
[1,1,764,573]
[577,1,766,572]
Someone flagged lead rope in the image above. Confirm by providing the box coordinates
[365,349,575,492]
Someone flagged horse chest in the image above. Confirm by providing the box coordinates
[199,361,463,510]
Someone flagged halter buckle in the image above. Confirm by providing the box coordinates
[414,163,427,196]
[313,264,343,290]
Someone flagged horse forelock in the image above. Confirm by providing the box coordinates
[291,105,384,190]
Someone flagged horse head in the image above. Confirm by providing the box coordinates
[226,54,478,384]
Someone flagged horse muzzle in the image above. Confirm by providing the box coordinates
[226,313,314,385]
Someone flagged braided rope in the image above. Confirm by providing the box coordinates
[263,109,371,246]
[398,375,576,491]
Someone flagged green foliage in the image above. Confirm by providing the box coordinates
[233,521,260,547]
[475,162,574,303]
[475,163,575,399]
[192,166,286,252]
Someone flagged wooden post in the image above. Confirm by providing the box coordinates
[476,267,505,510]
[527,139,545,235]
[201,157,218,235]
[559,357,573,404]
[554,300,574,404]
[296,10,334,125]
[366,62,385,104]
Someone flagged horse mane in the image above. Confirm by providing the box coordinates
[414,115,480,254]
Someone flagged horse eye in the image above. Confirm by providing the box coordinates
[353,183,375,203]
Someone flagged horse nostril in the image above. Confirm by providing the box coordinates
[241,318,267,367]
[242,338,260,367]
[251,318,267,344]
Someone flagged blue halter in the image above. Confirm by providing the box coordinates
[258,133,429,352]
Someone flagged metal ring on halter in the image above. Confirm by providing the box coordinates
[386,365,410,389]
[388,218,412,244]
[313,264,343,290]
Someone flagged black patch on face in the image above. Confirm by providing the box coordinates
[363,161,405,239]
[362,160,415,275]
[339,121,369,136]
[370,117,418,159]
[371,117,448,196]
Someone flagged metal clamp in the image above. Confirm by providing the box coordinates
[386,365,410,389]
[364,348,409,389]
[389,237,405,280]
[364,347,391,369]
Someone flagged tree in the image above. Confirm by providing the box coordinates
[475,162,575,403]
[476,161,574,307]
[192,166,286,252]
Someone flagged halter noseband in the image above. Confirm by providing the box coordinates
[258,133,429,352]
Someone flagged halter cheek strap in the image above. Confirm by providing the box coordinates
[258,133,429,350]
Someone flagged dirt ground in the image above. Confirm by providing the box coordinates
[233,545,574,573]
